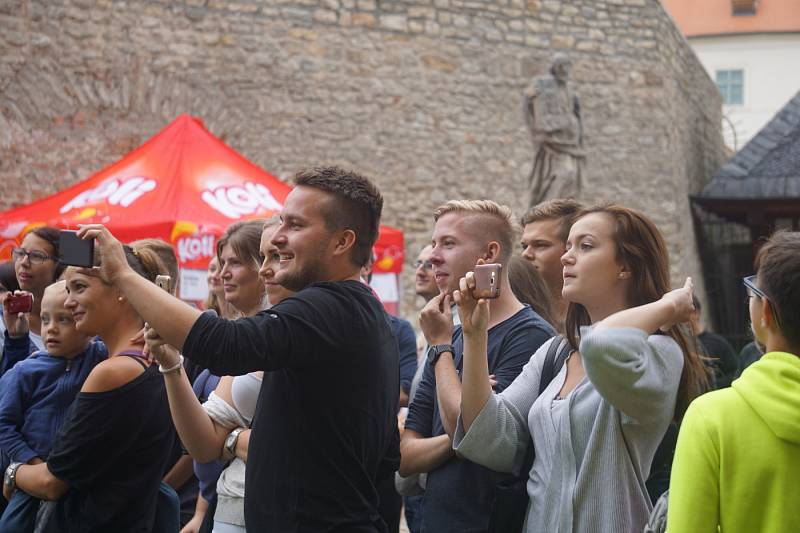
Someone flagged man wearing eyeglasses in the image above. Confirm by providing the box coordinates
[414,245,438,303]
[397,244,450,533]
[1,228,64,369]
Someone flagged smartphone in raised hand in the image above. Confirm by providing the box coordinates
[6,292,33,314]
[473,263,502,299]
[59,230,94,268]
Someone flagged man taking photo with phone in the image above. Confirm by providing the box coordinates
[76,166,400,533]
[399,200,554,533]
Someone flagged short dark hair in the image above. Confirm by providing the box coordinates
[755,231,800,347]
[0,261,20,292]
[294,166,383,267]
[28,226,66,281]
[521,199,584,243]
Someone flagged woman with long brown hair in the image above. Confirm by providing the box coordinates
[453,205,706,533]
[508,255,558,330]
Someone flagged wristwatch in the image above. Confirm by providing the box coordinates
[224,427,245,458]
[4,461,23,491]
[427,344,455,367]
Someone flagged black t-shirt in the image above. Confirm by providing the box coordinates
[405,305,554,533]
[182,280,400,532]
[698,331,738,389]
[47,364,175,532]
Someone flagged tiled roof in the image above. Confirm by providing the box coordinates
[699,90,800,199]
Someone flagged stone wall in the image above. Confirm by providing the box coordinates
[0,0,725,319]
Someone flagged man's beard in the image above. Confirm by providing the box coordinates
[278,246,329,292]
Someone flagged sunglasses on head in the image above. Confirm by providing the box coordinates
[743,275,782,328]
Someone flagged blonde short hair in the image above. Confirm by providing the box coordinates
[433,200,517,263]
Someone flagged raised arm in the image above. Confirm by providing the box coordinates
[582,278,693,421]
[144,329,233,464]
[77,225,201,350]
[592,277,694,335]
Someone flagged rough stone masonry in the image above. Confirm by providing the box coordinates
[0,0,725,319]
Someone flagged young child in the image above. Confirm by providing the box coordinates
[0,280,107,532]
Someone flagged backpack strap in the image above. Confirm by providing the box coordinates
[515,336,571,479]
[538,335,571,396]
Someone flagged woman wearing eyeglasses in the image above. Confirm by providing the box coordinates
[1,227,65,374]
[667,231,800,533]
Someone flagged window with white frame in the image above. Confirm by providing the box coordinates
[716,69,744,106]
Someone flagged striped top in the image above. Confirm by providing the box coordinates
[453,327,683,533]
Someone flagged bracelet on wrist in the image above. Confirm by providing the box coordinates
[158,355,184,375]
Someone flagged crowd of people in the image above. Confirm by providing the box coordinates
[0,165,797,533]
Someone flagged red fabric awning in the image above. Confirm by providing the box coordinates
[0,115,403,273]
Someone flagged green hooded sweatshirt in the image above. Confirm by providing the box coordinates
[667,351,800,532]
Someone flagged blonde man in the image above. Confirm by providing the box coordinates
[400,200,554,533]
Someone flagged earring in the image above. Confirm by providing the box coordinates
[118,296,124,302]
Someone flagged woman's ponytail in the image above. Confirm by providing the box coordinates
[123,244,167,283]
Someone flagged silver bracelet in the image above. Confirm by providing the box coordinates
[158,355,184,375]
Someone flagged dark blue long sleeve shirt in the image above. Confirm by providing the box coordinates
[390,315,418,396]
[0,340,107,465]
[0,328,42,378]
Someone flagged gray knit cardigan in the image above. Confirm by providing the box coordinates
[453,326,683,533]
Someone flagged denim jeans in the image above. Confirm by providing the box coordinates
[153,481,181,533]
[403,495,424,533]
[0,490,39,533]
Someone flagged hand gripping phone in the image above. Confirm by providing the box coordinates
[58,230,95,268]
[6,292,33,314]
[473,263,502,299]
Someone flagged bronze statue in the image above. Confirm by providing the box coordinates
[524,54,585,206]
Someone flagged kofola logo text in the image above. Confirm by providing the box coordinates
[177,234,215,263]
[202,183,282,219]
[60,176,157,214]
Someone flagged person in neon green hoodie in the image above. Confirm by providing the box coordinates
[668,231,800,532]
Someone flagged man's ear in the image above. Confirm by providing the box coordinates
[485,241,501,263]
[332,229,357,259]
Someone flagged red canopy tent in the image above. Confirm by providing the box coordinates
[0,115,404,307]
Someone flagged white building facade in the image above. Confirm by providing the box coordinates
[690,33,800,150]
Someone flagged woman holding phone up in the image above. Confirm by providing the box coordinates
[1,227,65,372]
[452,205,707,533]
[6,244,175,532]
[145,219,290,533]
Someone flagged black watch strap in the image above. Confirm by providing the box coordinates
[427,344,455,366]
